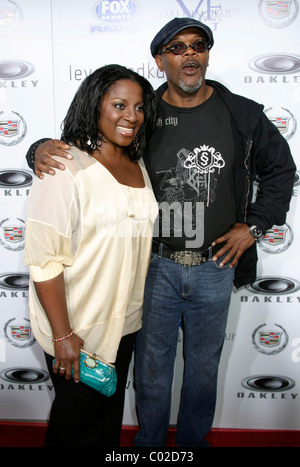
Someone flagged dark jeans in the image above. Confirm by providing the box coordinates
[134,253,234,447]
[44,332,137,447]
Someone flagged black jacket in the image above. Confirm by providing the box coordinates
[152,80,296,288]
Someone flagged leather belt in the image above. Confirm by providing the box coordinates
[152,241,211,266]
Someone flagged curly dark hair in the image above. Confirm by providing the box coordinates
[60,64,157,160]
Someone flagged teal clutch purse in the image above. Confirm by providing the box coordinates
[54,349,117,397]
[76,350,117,397]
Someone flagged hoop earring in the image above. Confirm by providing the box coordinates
[133,136,139,153]
[87,136,102,151]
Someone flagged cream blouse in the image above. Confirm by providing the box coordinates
[24,146,157,363]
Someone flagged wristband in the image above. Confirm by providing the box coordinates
[26,138,51,170]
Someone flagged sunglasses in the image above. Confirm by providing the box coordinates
[159,39,208,55]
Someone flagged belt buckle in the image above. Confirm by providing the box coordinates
[170,250,206,266]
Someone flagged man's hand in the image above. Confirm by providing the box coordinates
[35,139,72,179]
[212,223,255,268]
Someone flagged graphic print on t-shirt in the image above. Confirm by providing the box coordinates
[183,144,225,206]
[149,90,236,250]
[156,144,226,248]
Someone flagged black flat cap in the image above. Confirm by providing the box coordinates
[150,17,214,57]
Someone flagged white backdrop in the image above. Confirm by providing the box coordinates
[0,0,299,430]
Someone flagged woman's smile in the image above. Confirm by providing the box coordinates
[116,125,136,137]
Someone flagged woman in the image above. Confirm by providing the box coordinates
[24,65,157,447]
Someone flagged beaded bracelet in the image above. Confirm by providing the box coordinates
[52,330,74,342]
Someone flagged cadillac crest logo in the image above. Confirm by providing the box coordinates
[259,0,299,28]
[265,107,297,140]
[4,318,35,348]
[0,217,25,251]
[0,110,27,145]
[0,0,23,35]
[252,323,288,355]
[258,224,293,254]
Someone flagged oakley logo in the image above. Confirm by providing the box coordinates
[0,367,49,383]
[0,169,32,188]
[241,375,295,392]
[0,59,34,80]
[246,277,300,295]
[249,54,300,74]
[0,273,29,290]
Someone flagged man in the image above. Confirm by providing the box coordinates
[26,18,295,447]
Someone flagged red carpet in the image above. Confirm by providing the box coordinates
[0,422,299,447]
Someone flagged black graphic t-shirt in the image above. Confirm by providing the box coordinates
[147,89,236,250]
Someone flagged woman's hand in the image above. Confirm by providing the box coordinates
[53,332,84,382]
[33,273,83,383]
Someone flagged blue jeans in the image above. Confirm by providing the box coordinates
[134,251,234,447]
